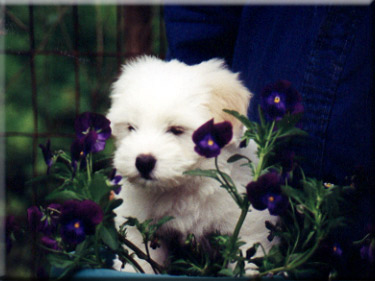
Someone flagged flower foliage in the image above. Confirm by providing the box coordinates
[10,81,372,280]
[183,81,369,279]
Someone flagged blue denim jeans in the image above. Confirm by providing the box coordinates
[164,5,373,183]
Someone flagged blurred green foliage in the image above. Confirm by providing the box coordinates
[4,5,166,278]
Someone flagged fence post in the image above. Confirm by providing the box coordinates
[124,6,152,58]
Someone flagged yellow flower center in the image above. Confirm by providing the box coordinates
[333,246,338,252]
[274,96,281,104]
[268,196,275,202]
[207,139,214,146]
[324,182,333,188]
[80,151,84,157]
[74,222,80,229]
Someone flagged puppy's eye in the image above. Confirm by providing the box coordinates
[168,126,184,136]
[128,125,135,132]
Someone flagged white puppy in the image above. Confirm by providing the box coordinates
[107,56,275,274]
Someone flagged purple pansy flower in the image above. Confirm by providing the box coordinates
[27,205,58,235]
[27,206,45,232]
[246,171,289,216]
[39,139,53,174]
[44,203,61,235]
[110,169,122,195]
[70,139,90,175]
[192,119,233,158]
[332,243,344,257]
[59,200,103,245]
[41,236,60,250]
[74,112,111,154]
[71,139,86,162]
[261,80,304,121]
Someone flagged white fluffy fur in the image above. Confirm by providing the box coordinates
[107,56,276,274]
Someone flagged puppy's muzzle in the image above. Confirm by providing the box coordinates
[135,154,156,180]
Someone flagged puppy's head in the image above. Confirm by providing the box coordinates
[107,56,251,191]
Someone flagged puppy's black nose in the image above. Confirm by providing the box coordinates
[135,154,156,179]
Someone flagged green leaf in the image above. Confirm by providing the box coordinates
[218,268,234,276]
[89,173,111,203]
[184,169,219,180]
[227,154,251,164]
[281,185,305,205]
[45,190,85,202]
[56,150,72,163]
[124,217,139,227]
[106,198,123,213]
[154,216,174,229]
[47,254,74,269]
[223,109,255,130]
[49,162,72,179]
[25,174,65,186]
[100,225,120,250]
[276,112,304,130]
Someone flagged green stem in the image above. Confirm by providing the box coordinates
[253,151,265,181]
[232,204,249,246]
[144,238,158,274]
[94,224,103,266]
[223,202,249,267]
[86,153,92,183]
[258,237,321,277]
[39,245,98,265]
[214,157,242,206]
[118,234,164,274]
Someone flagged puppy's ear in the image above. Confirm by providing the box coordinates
[197,59,252,138]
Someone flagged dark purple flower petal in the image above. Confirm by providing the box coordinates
[77,200,104,230]
[261,80,303,121]
[59,200,103,244]
[45,203,61,234]
[73,112,111,156]
[71,139,85,162]
[84,130,100,154]
[47,203,61,217]
[109,169,123,194]
[41,236,60,250]
[111,175,122,186]
[75,112,92,139]
[193,119,215,144]
[27,206,43,232]
[60,219,86,245]
[332,243,344,257]
[263,193,289,216]
[213,121,233,148]
[194,133,221,158]
[247,171,288,215]
[246,181,268,211]
[113,186,122,195]
[74,112,111,143]
[192,119,233,158]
